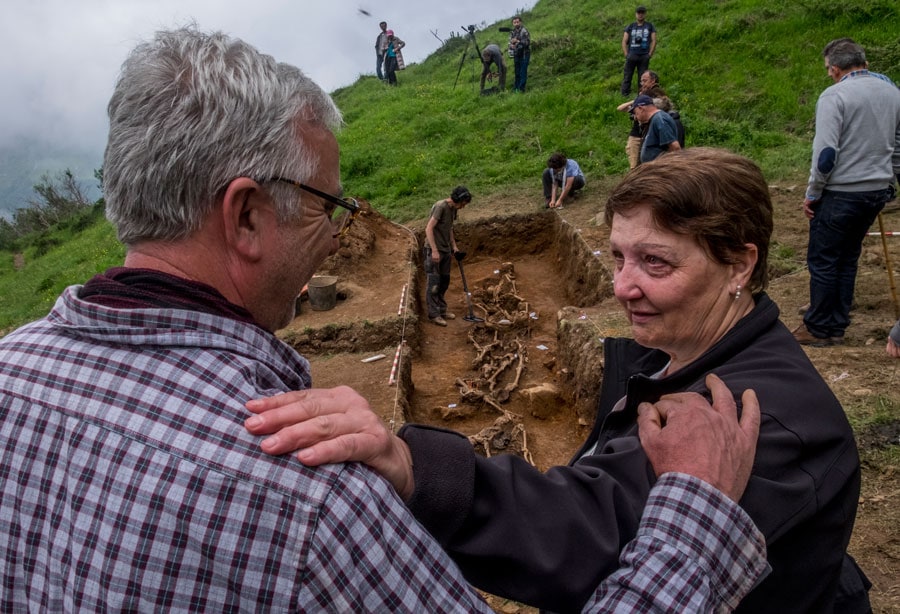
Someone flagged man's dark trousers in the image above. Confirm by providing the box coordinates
[424,246,452,319]
[513,53,530,92]
[621,53,649,96]
[804,187,895,338]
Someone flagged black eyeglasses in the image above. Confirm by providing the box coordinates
[268,177,360,237]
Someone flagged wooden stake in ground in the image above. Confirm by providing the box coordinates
[876,212,900,318]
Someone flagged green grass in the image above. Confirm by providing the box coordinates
[845,395,900,431]
[0,213,124,332]
[331,0,898,220]
[1,0,899,330]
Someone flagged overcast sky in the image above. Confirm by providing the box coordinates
[1,0,536,155]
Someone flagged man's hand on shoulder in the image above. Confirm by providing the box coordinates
[245,386,416,500]
[637,373,761,502]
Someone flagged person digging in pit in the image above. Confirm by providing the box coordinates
[424,186,471,326]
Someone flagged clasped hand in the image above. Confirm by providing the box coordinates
[638,374,760,502]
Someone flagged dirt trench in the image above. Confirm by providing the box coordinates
[280,201,613,471]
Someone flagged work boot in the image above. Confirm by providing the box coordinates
[792,323,835,347]
[430,316,447,327]
[443,312,456,320]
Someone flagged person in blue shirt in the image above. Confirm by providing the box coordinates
[631,95,680,163]
[384,30,405,86]
[543,152,586,209]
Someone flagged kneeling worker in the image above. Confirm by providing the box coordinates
[543,152,586,209]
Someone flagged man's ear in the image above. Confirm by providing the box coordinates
[221,178,270,262]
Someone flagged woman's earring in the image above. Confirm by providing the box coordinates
[734,284,742,301]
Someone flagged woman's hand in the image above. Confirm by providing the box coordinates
[245,386,415,500]
[637,373,761,502]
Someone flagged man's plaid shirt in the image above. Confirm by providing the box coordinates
[0,285,492,612]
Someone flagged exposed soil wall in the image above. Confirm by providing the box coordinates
[285,205,612,429]
[556,307,608,426]
[553,216,614,308]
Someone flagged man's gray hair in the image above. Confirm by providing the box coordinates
[822,38,867,71]
[104,27,342,246]
[653,96,672,112]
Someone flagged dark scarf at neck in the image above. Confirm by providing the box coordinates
[80,267,260,328]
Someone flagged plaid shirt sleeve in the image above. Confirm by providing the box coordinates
[582,473,769,614]
[299,463,494,613]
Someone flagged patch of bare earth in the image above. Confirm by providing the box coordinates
[277,181,900,613]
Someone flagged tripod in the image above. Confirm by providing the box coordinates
[453,25,483,89]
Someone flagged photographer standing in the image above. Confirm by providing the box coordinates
[375,21,389,81]
[508,16,531,93]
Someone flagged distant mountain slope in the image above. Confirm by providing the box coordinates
[0,137,102,219]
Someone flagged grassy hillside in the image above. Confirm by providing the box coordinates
[333,0,899,219]
[0,0,898,330]
[0,204,124,332]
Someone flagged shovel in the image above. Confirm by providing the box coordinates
[455,251,484,323]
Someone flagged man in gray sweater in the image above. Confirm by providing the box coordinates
[794,39,900,347]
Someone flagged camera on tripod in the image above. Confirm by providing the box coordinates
[453,23,483,88]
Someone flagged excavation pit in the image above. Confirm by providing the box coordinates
[278,200,617,469]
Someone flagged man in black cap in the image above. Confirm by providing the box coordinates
[621,6,657,96]
[631,94,680,163]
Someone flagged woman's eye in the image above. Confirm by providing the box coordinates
[644,255,671,271]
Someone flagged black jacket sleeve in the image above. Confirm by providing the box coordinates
[399,423,655,613]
